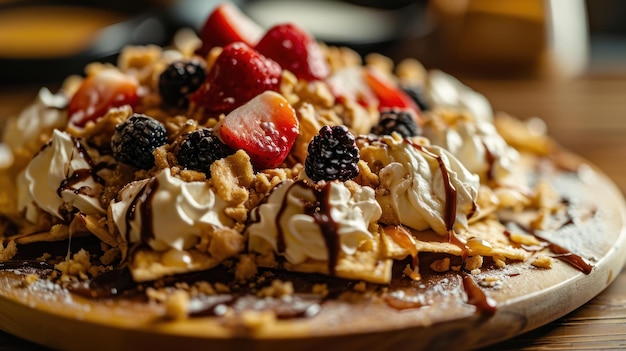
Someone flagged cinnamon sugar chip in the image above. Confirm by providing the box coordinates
[55,249,92,281]
[66,105,132,145]
[292,104,324,164]
[207,227,245,262]
[14,223,71,245]
[430,258,451,273]
[280,70,300,106]
[117,45,162,86]
[396,58,428,86]
[210,150,254,205]
[382,218,529,267]
[354,160,379,188]
[257,280,294,298]
[365,53,394,74]
[235,254,258,282]
[465,256,484,272]
[324,45,362,72]
[532,255,553,269]
[164,290,190,320]
[0,240,17,263]
[494,113,553,155]
[83,214,117,247]
[131,250,205,282]
[334,99,378,135]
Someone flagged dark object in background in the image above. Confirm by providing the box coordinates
[0,0,210,85]
[0,0,428,86]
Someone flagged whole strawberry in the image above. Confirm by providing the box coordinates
[190,42,282,115]
[256,23,330,81]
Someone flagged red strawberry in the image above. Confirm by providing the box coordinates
[68,70,139,128]
[215,91,298,169]
[256,23,330,81]
[196,3,263,57]
[364,67,420,114]
[191,42,282,115]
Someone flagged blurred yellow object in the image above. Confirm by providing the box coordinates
[429,0,589,78]
[0,6,124,59]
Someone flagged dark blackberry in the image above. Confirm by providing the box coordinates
[159,60,206,108]
[111,114,167,169]
[371,109,421,138]
[177,128,234,176]
[402,85,430,111]
[305,125,359,182]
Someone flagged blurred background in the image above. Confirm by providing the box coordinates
[1,0,625,82]
[1,0,625,84]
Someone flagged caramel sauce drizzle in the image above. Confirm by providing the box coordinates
[506,224,594,274]
[384,225,418,268]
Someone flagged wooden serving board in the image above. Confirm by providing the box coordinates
[0,155,625,351]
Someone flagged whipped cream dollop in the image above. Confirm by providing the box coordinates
[3,88,68,152]
[423,69,519,180]
[361,134,479,235]
[423,116,519,181]
[427,70,493,123]
[110,169,233,251]
[17,129,105,223]
[247,180,381,267]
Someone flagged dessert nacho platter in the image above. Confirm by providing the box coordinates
[0,3,625,350]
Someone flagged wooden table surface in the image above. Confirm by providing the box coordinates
[0,75,625,350]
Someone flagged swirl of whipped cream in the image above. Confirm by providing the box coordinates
[361,134,479,235]
[17,129,105,223]
[247,180,381,267]
[427,70,493,122]
[423,115,519,181]
[110,169,233,251]
[422,69,518,180]
[3,88,68,152]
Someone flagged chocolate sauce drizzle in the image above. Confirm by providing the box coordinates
[123,178,160,244]
[482,141,496,181]
[48,136,106,222]
[272,181,341,276]
[405,140,470,259]
[306,183,340,276]
[462,274,497,315]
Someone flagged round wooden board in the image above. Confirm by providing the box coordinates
[0,156,625,351]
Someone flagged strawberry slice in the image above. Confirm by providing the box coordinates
[364,67,420,114]
[327,67,377,108]
[255,23,330,81]
[190,42,282,115]
[215,91,299,169]
[68,70,139,128]
[196,3,263,57]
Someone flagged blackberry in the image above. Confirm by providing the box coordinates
[111,114,167,169]
[371,109,421,138]
[305,125,359,182]
[177,128,234,176]
[402,85,430,111]
[159,60,206,108]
